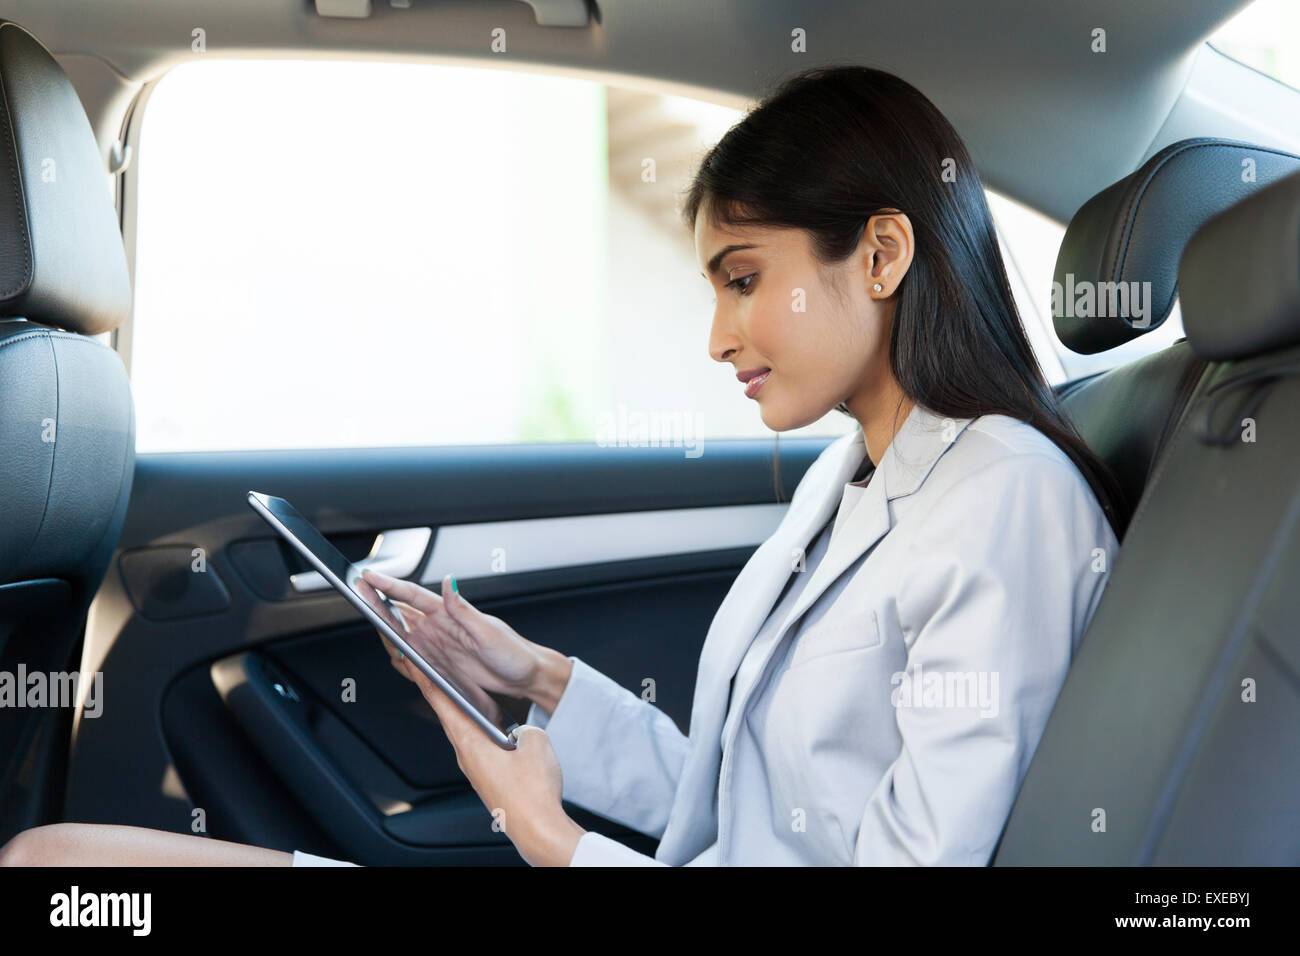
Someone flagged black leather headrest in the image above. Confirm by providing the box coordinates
[0,21,130,335]
[1054,138,1300,354]
[1180,169,1300,361]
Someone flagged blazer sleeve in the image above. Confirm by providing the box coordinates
[853,452,1115,866]
[525,656,691,840]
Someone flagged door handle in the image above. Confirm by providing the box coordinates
[290,526,431,592]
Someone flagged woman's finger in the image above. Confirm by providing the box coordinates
[361,569,442,615]
[351,573,379,599]
[390,598,425,619]
[352,575,412,636]
[352,576,393,628]
[362,587,424,622]
[439,574,497,637]
[440,573,469,614]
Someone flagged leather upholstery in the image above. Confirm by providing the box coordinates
[1057,339,1206,538]
[0,16,135,601]
[0,20,132,335]
[1052,141,1300,538]
[1054,138,1300,354]
[0,320,134,590]
[1181,169,1300,361]
[0,19,135,836]
[996,153,1300,865]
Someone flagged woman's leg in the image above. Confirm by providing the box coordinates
[0,823,294,866]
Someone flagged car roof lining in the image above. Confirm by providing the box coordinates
[8,0,1262,223]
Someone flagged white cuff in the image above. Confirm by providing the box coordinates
[525,694,555,729]
[291,849,360,867]
[569,831,667,866]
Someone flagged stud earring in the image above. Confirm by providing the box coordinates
[873,283,883,292]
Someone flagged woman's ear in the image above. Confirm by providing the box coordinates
[860,210,915,296]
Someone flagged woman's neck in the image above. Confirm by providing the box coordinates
[850,389,915,467]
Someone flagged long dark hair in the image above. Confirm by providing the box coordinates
[680,64,1125,539]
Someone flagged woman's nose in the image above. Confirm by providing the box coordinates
[709,307,742,364]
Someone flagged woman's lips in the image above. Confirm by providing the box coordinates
[744,370,771,399]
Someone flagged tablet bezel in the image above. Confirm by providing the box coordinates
[246,490,519,750]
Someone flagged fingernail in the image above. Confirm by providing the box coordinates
[451,575,458,594]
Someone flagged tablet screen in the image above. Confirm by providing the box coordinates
[249,492,406,621]
[246,491,518,749]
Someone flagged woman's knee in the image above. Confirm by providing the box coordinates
[0,823,80,866]
[0,826,39,866]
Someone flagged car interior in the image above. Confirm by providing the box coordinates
[0,0,1297,866]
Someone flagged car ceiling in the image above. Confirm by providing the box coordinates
[0,0,1259,222]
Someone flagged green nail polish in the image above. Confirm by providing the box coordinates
[451,576,458,593]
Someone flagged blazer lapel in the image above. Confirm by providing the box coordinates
[654,425,866,863]
[698,429,870,686]
[765,404,973,652]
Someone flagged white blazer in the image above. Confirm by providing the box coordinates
[526,402,1118,865]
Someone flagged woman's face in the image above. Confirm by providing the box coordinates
[694,202,910,432]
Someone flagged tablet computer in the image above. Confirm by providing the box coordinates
[247,490,519,750]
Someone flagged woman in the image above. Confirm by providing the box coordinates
[0,64,1122,867]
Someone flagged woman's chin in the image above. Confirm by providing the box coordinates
[759,402,822,433]
[756,403,785,432]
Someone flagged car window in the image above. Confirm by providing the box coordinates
[1209,0,1300,92]
[128,59,1105,453]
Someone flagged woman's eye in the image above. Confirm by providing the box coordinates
[726,274,755,295]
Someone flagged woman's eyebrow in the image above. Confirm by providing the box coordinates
[701,243,759,279]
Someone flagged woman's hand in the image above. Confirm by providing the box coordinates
[391,644,587,866]
[354,569,571,718]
